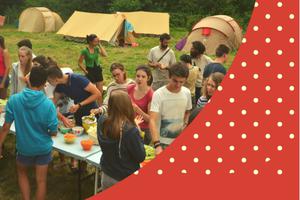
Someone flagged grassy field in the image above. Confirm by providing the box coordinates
[0,25,236,200]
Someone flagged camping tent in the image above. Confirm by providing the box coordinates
[57,11,169,44]
[182,15,243,55]
[18,7,64,33]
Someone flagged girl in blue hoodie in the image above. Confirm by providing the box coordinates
[97,90,146,190]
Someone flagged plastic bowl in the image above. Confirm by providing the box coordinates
[82,116,97,132]
[80,139,93,151]
[72,126,84,136]
[64,133,76,144]
[59,126,72,134]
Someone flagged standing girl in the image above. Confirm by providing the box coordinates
[97,90,145,190]
[11,46,33,94]
[0,36,11,99]
[78,34,107,104]
[127,65,153,144]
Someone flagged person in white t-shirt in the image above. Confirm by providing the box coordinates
[149,62,192,155]
[148,33,176,91]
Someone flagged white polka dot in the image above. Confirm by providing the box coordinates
[265,109,271,115]
[241,61,247,67]
[277,26,283,31]
[289,62,295,67]
[157,169,163,175]
[254,2,259,7]
[181,146,187,151]
[277,2,283,7]
[253,121,259,127]
[217,133,223,139]
[289,133,295,139]
[242,38,247,43]
[229,74,235,79]
[205,169,211,175]
[289,85,295,91]
[181,169,187,174]
[241,85,247,91]
[277,121,283,127]
[241,109,247,115]
[289,14,295,19]
[265,157,271,162]
[241,133,247,139]
[289,38,295,43]
[253,50,259,55]
[229,145,235,151]
[277,50,283,55]
[289,110,295,115]
[265,133,271,139]
[277,145,283,151]
[265,85,271,91]
[253,98,259,103]
[205,121,211,127]
[277,169,283,175]
[229,98,235,103]
[207,99,211,104]
[193,157,199,163]
[217,157,223,163]
[277,98,283,103]
[253,145,259,151]
[253,74,259,79]
[229,121,235,127]
[134,170,139,175]
[217,85,223,91]
[169,157,175,163]
[265,14,271,19]
[205,145,211,151]
[229,169,235,174]
[193,133,199,139]
[217,109,223,115]
[253,26,259,31]
[241,157,247,163]
[265,62,271,67]
[253,169,259,175]
[265,37,271,43]
[277,74,283,79]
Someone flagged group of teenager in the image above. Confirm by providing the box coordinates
[0,33,229,199]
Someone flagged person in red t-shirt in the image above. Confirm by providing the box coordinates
[127,65,153,144]
[0,36,11,99]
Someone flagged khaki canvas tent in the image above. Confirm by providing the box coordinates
[182,15,243,55]
[57,11,169,44]
[18,7,64,33]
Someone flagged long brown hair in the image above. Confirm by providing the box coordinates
[102,90,135,139]
[19,46,32,76]
[202,72,224,99]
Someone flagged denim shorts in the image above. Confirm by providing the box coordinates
[16,152,52,166]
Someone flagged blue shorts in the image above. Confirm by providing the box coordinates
[16,152,52,166]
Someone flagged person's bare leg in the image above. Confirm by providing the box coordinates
[16,161,30,200]
[96,81,103,105]
[0,88,8,99]
[35,164,48,200]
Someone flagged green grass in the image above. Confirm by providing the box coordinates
[1,25,235,84]
[0,25,236,199]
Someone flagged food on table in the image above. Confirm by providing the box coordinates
[82,115,97,132]
[140,145,155,167]
[80,139,93,151]
[64,133,76,144]
[86,125,98,145]
[72,126,84,136]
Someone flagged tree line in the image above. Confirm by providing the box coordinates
[1,0,255,30]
